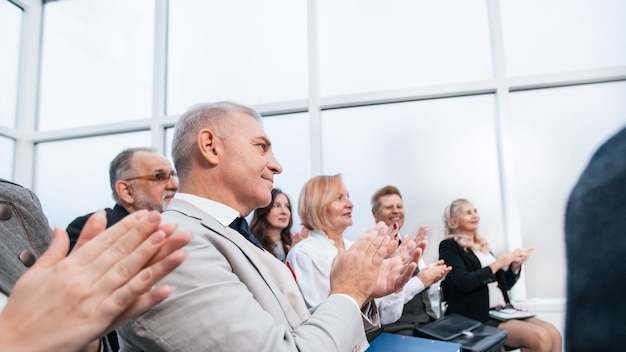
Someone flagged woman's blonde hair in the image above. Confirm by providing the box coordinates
[299,174,344,232]
[443,198,490,252]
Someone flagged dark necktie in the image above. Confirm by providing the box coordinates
[229,217,263,250]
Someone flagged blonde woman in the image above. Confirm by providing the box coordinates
[439,198,561,352]
[286,174,357,308]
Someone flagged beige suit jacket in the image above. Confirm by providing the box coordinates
[118,198,376,351]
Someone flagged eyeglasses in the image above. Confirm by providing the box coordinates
[124,171,177,183]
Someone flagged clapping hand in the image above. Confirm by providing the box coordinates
[329,222,426,306]
[492,246,535,274]
[329,222,395,307]
[511,247,535,272]
[417,260,452,287]
[0,210,192,352]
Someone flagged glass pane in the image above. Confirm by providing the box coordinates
[34,131,151,229]
[319,0,493,97]
[262,113,311,229]
[39,0,154,131]
[165,127,175,165]
[167,0,308,114]
[501,0,626,76]
[0,1,22,129]
[321,96,503,265]
[509,82,626,298]
[0,136,15,180]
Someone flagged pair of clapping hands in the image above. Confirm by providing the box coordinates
[509,247,535,273]
[0,210,192,352]
[491,246,535,274]
[328,222,431,308]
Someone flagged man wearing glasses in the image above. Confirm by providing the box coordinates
[67,147,178,250]
[65,147,178,351]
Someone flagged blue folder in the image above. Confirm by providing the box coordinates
[366,333,462,352]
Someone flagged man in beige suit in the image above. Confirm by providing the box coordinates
[117,101,424,351]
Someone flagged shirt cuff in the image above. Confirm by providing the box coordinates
[330,293,361,310]
[403,276,426,302]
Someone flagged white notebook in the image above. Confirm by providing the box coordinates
[489,308,536,321]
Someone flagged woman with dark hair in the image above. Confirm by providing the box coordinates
[250,188,294,262]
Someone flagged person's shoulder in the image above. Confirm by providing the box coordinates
[285,237,316,260]
[0,179,41,204]
[66,211,95,232]
[570,126,626,199]
[70,210,97,223]
[286,238,307,254]
[105,204,130,223]
[0,178,33,196]
[593,125,626,159]
[67,204,126,229]
[439,237,461,252]
[0,178,24,188]
[439,237,456,246]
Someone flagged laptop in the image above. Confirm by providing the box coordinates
[415,314,482,341]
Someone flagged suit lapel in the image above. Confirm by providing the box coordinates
[165,199,310,328]
[459,243,481,270]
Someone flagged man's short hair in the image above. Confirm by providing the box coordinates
[371,185,402,213]
[171,101,262,183]
[109,147,156,203]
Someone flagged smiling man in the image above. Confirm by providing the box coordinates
[65,147,178,351]
[370,185,450,337]
[371,185,405,232]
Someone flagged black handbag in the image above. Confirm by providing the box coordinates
[415,314,508,352]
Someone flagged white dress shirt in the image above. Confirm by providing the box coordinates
[286,230,353,308]
[174,193,240,227]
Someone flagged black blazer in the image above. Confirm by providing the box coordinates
[66,203,130,251]
[439,238,520,322]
